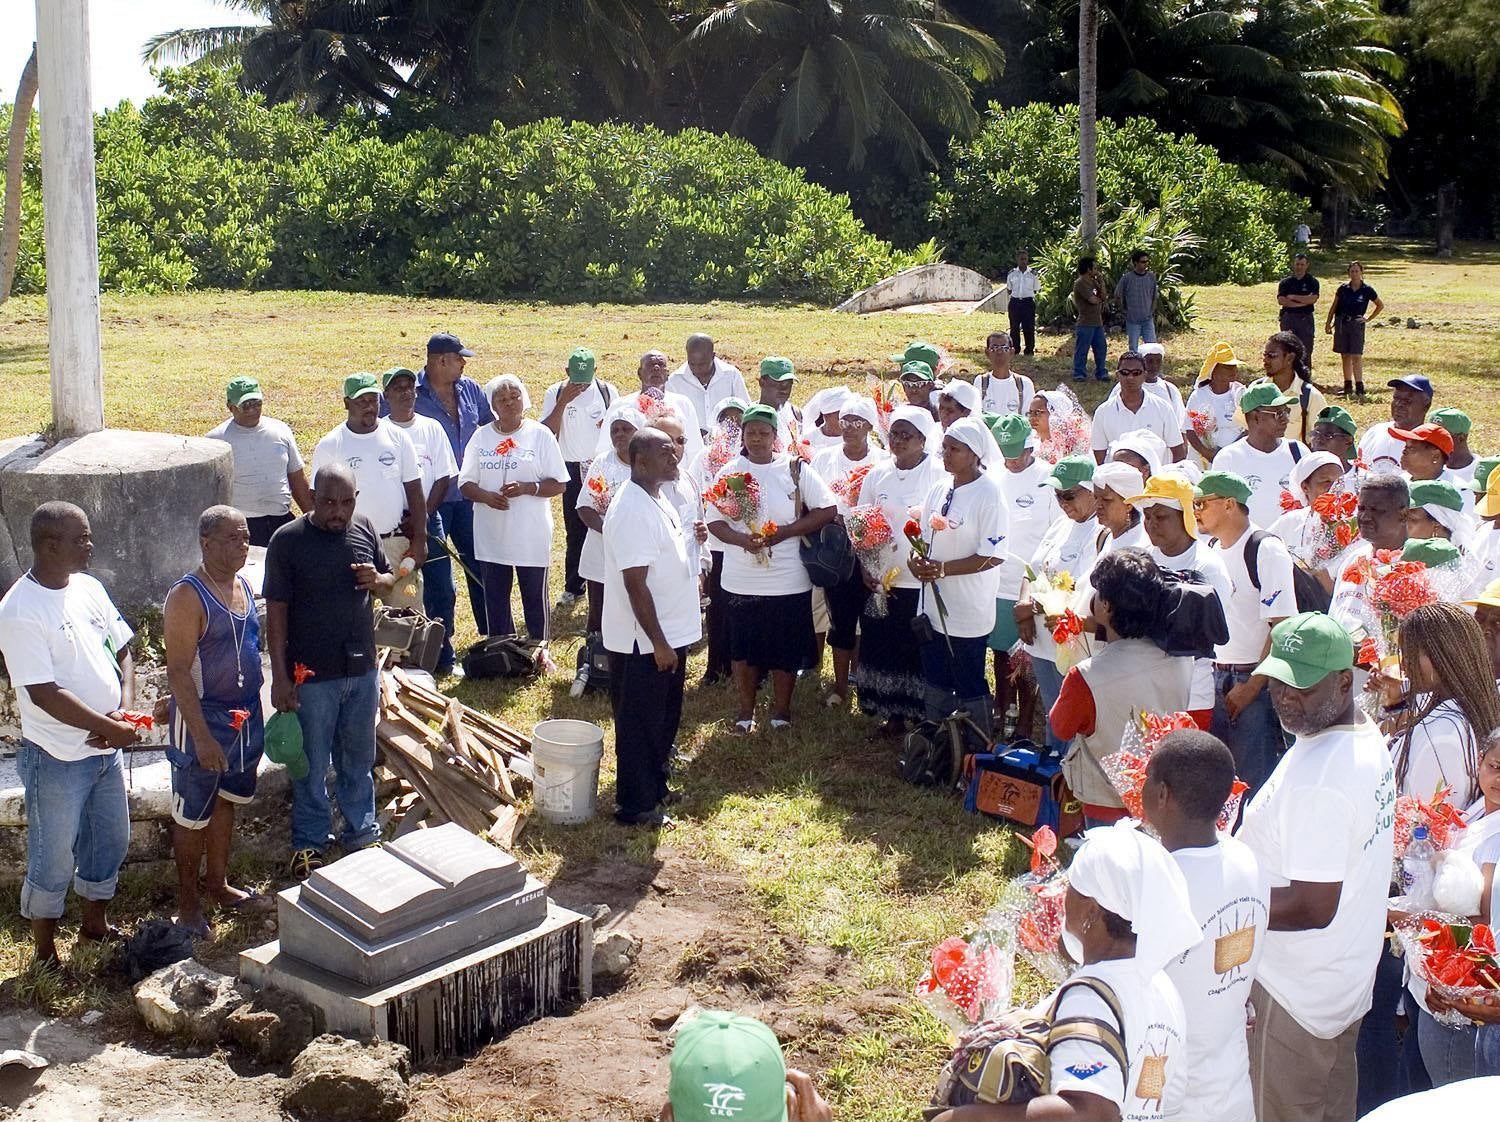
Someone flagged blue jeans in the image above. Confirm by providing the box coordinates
[1478,1025,1500,1076]
[17,742,130,919]
[1357,948,1429,1115]
[435,498,486,640]
[1073,325,1107,381]
[420,508,457,669]
[919,634,991,730]
[1209,669,1284,797]
[291,671,379,852]
[1031,655,1067,758]
[1416,1004,1476,1086]
[1125,319,1157,352]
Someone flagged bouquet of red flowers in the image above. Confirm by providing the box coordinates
[584,472,614,513]
[1286,485,1359,568]
[1103,711,1249,829]
[704,472,776,564]
[1394,783,1469,859]
[831,464,873,507]
[703,420,740,480]
[1007,828,1070,984]
[1187,409,1218,453]
[634,388,667,419]
[1396,914,1500,1026]
[916,915,1017,1034]
[845,504,897,617]
[869,379,899,443]
[1279,489,1305,513]
[1341,549,1438,671]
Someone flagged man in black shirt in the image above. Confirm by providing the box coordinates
[264,463,395,878]
[1276,253,1320,367]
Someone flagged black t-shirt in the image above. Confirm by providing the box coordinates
[1277,273,1320,314]
[1333,282,1379,318]
[263,513,390,680]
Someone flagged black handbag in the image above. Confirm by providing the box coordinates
[790,459,855,587]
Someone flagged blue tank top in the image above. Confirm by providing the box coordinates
[176,572,262,706]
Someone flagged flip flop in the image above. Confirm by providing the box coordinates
[215,891,275,915]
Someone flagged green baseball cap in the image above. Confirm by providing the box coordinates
[381,366,417,389]
[1254,612,1354,688]
[342,372,381,400]
[668,1011,787,1122]
[226,376,264,407]
[890,341,943,370]
[1403,537,1462,567]
[1195,470,1253,505]
[1429,407,1471,437]
[716,396,749,420]
[264,711,309,780]
[1240,383,1298,414]
[740,404,779,430]
[758,356,795,382]
[899,360,935,382]
[1045,454,1096,491]
[1315,405,1358,437]
[991,413,1033,458]
[566,347,596,383]
[1463,456,1500,493]
[1409,479,1464,512]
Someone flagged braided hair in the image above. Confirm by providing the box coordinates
[1267,330,1311,383]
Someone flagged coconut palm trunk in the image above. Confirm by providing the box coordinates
[1078,0,1099,247]
[0,43,38,304]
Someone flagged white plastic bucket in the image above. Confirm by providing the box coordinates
[530,719,605,825]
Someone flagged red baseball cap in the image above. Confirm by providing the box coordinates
[1391,422,1454,457]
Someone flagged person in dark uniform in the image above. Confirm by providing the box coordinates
[1276,253,1320,369]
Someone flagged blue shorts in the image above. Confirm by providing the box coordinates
[168,701,265,830]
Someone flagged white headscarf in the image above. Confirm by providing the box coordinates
[944,416,995,468]
[1067,821,1201,976]
[939,380,982,418]
[1092,460,1146,502]
[805,387,850,424]
[591,405,647,461]
[839,394,881,432]
[1108,429,1167,476]
[483,373,532,413]
[890,404,941,456]
[1292,450,1343,494]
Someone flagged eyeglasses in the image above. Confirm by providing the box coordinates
[1190,498,1222,511]
[987,342,1013,352]
[1254,407,1292,421]
[1056,489,1081,502]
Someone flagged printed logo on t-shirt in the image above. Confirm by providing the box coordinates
[1016,493,1035,509]
[1133,1037,1172,1111]
[378,451,396,467]
[347,455,363,469]
[1066,1061,1108,1080]
[1213,924,1257,976]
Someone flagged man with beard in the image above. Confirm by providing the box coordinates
[1235,613,1396,1122]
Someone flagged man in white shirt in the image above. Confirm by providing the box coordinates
[1211,383,1311,529]
[1359,374,1434,474]
[603,429,704,829]
[206,376,313,546]
[540,347,618,605]
[1193,470,1296,793]
[1091,352,1187,464]
[1328,474,1410,634]
[311,372,426,610]
[1237,613,1396,1122]
[605,350,706,464]
[664,333,748,438]
[1005,248,1040,355]
[1144,729,1270,1122]
[0,503,143,967]
[976,332,1034,417]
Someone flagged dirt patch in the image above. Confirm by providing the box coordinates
[411,851,904,1122]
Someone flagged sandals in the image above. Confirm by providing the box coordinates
[287,848,325,880]
[731,719,757,736]
[769,717,793,731]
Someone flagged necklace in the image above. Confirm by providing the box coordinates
[199,567,247,690]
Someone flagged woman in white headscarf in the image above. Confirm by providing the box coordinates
[1027,387,1093,464]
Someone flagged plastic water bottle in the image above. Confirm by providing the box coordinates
[569,661,590,699]
[1401,826,1437,908]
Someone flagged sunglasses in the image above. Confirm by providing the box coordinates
[987,342,1014,352]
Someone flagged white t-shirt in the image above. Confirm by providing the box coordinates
[0,573,133,762]
[1183,383,1246,453]
[1024,517,1103,661]
[540,380,617,462]
[977,372,1035,417]
[601,481,703,653]
[1359,421,1405,475]
[1165,838,1270,1122]
[1397,700,1481,804]
[1092,394,1183,455]
[603,388,705,463]
[1212,528,1297,664]
[1467,522,1500,596]
[708,455,835,597]
[916,473,1009,638]
[1234,714,1396,1038]
[457,419,570,568]
[1211,438,1311,529]
[577,451,633,583]
[858,455,948,592]
[206,416,304,517]
[1045,960,1188,1122]
[312,421,422,536]
[1447,458,1478,487]
[1327,539,1376,634]
[665,360,749,434]
[994,458,1063,600]
[1108,378,1187,431]
[811,444,888,517]
[1148,540,1233,710]
[389,413,458,502]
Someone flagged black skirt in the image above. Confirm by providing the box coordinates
[726,591,815,673]
[852,586,926,721]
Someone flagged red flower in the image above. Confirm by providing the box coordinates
[1279,490,1304,513]
[494,437,518,456]
[1355,637,1379,667]
[1018,825,1059,876]
[1051,609,1083,645]
[228,709,251,731]
[1374,548,1403,565]
[1471,925,1497,957]
[120,711,154,731]
[903,518,922,540]
[1335,522,1356,548]
[293,662,316,685]
[1341,562,1367,585]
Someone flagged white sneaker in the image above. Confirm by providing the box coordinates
[557,590,580,606]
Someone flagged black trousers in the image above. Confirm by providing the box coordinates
[704,550,731,681]
[246,511,294,547]
[1008,297,1036,354]
[609,647,687,818]
[1279,310,1316,361]
[562,461,587,595]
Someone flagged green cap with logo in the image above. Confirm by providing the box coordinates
[1240,383,1297,414]
[381,366,417,389]
[1315,405,1358,437]
[1402,537,1463,567]
[740,404,779,430]
[899,360,935,382]
[226,376,264,407]
[669,1011,787,1122]
[1045,454,1096,491]
[1464,456,1500,493]
[1254,612,1354,688]
[566,347,597,383]
[1409,479,1465,512]
[990,413,1033,458]
[758,356,795,382]
[264,711,309,780]
[1195,470,1253,505]
[342,372,381,400]
[1429,407,1472,437]
[890,341,943,370]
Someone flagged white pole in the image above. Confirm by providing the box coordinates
[34,0,104,437]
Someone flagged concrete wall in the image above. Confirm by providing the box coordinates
[834,264,996,314]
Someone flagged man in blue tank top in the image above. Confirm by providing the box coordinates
[163,506,270,936]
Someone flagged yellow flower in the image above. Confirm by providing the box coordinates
[1054,571,1075,592]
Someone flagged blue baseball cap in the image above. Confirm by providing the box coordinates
[1387,374,1433,398]
[427,332,474,357]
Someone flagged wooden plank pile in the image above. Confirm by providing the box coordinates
[374,666,533,848]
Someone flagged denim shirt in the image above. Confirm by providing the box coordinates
[391,370,493,503]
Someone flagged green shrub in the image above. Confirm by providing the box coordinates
[929,104,1306,285]
[7,67,918,303]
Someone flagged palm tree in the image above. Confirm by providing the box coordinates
[1,44,38,304]
[1077,0,1098,244]
[680,0,1004,171]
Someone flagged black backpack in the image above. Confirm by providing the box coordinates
[900,710,993,788]
[462,635,543,679]
[790,459,856,588]
[573,633,612,694]
[1243,529,1333,614]
[1152,566,1230,659]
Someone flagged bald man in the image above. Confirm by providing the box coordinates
[665,333,749,437]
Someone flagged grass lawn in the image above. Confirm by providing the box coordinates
[1,236,1498,1118]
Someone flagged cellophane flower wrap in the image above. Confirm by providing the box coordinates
[1286,485,1359,569]
[867,377,900,443]
[1006,826,1072,986]
[1342,549,1471,675]
[1394,912,1500,1026]
[582,454,629,513]
[1035,385,1091,464]
[703,420,741,481]
[1187,409,1217,452]
[1393,783,1468,861]
[1103,711,1250,829]
[831,464,873,507]
[1027,566,1087,672]
[915,912,1017,1035]
[704,472,775,564]
[845,504,897,618]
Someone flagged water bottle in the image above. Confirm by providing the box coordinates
[1401,826,1437,908]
